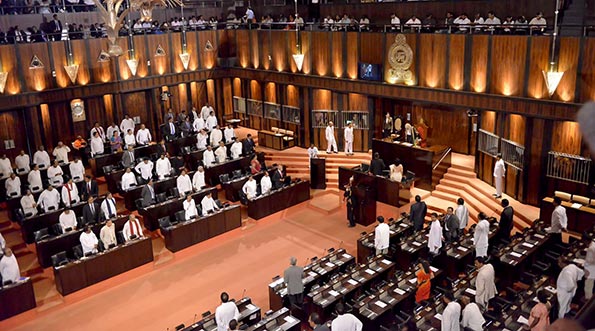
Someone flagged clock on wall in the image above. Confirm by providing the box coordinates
[71,99,86,122]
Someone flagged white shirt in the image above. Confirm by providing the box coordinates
[476,263,497,308]
[584,241,595,279]
[441,301,461,331]
[210,129,223,146]
[20,194,37,216]
[549,205,568,233]
[124,134,136,147]
[101,198,117,219]
[474,219,490,249]
[455,204,469,230]
[201,196,219,215]
[224,127,235,143]
[196,132,208,149]
[203,150,215,168]
[177,174,193,196]
[106,125,120,140]
[52,146,70,163]
[90,126,107,142]
[155,158,172,179]
[135,128,152,145]
[454,17,471,30]
[331,313,363,331]
[391,17,400,25]
[27,169,43,190]
[69,161,85,181]
[201,105,214,120]
[308,147,319,159]
[0,254,20,283]
[193,118,206,132]
[15,154,30,173]
[80,231,99,254]
[47,165,64,185]
[59,211,77,231]
[0,233,4,250]
[260,176,272,195]
[230,142,242,159]
[100,224,117,247]
[206,115,218,130]
[90,137,105,156]
[121,172,137,190]
[61,182,80,206]
[344,127,354,142]
[485,17,501,26]
[120,118,136,134]
[325,126,335,141]
[135,161,154,180]
[33,150,51,168]
[5,177,21,197]
[462,302,485,331]
[405,18,422,26]
[242,179,257,199]
[374,222,390,250]
[529,17,547,26]
[38,189,60,212]
[192,171,206,190]
[215,146,227,163]
[183,199,199,220]
[215,302,240,331]
[122,219,143,241]
[428,220,443,254]
[493,159,505,177]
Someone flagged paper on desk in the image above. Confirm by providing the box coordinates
[434,313,442,321]
[246,304,257,310]
[348,279,358,286]
[517,315,529,325]
[522,242,535,249]
[465,288,476,295]
[394,288,406,295]
[534,233,545,239]
[409,278,417,284]
[510,252,522,258]
[329,290,340,297]
[375,301,387,308]
[571,203,582,209]
[400,223,409,228]
[342,254,352,259]
[308,271,317,277]
[326,262,335,268]
[284,316,298,324]
[365,269,375,275]
[430,266,438,272]
[389,230,395,235]
[412,241,422,247]
[457,246,468,252]
[381,259,392,265]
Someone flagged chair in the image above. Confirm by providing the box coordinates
[50,223,63,236]
[175,210,186,223]
[16,167,28,175]
[158,216,172,229]
[51,251,69,267]
[34,228,51,242]
[271,126,278,133]
[30,185,42,193]
[175,325,185,331]
[156,192,167,203]
[169,188,179,199]
[116,231,126,245]
[182,146,191,155]
[135,198,145,210]
[102,165,113,174]
[76,216,85,228]
[219,174,230,183]
[554,191,572,201]
[232,169,242,179]
[73,245,84,259]
[573,195,590,205]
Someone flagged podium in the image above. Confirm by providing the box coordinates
[310,158,326,189]
[354,184,377,226]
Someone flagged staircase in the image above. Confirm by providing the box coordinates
[560,0,586,36]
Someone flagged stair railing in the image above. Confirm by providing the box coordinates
[432,147,452,171]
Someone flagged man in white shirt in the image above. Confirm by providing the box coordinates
[201,102,214,120]
[584,240,595,300]
[80,226,99,255]
[428,213,443,255]
[69,157,85,182]
[474,256,497,309]
[47,161,64,186]
[135,158,154,182]
[325,122,337,154]
[242,176,257,199]
[61,178,80,207]
[455,198,469,236]
[0,248,20,283]
[223,124,236,143]
[390,13,400,31]
[230,138,242,159]
[203,146,215,168]
[557,259,585,318]
[201,192,219,215]
[101,192,117,219]
[405,15,422,29]
[33,146,51,169]
[441,293,461,331]
[90,122,107,142]
[20,190,38,217]
[52,141,71,163]
[123,214,144,242]
[484,11,501,33]
[155,154,172,180]
[90,132,105,157]
[192,166,206,191]
[454,13,471,33]
[100,219,117,248]
[0,155,12,178]
[15,150,30,173]
[374,216,390,256]
[210,125,223,147]
[206,111,218,131]
[472,13,485,32]
[460,296,485,331]
[215,141,227,163]
[135,124,152,145]
[38,185,60,212]
[474,212,490,257]
[529,12,546,34]
[260,171,272,195]
[5,173,21,198]
[307,145,319,159]
[121,167,138,191]
[193,116,206,133]
[183,195,199,220]
[27,165,43,192]
[493,154,505,198]
[196,129,208,150]
[124,129,136,148]
[106,122,120,140]
[120,114,136,134]
[215,292,240,331]
[59,209,77,232]
[177,169,193,197]
[331,303,362,331]
[344,122,354,156]
[548,196,567,244]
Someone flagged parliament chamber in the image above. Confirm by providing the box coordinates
[0,0,595,330]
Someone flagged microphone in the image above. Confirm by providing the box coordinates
[193,314,197,324]
[338,240,343,250]
[578,102,595,155]
[241,288,246,299]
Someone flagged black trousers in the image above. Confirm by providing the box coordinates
[347,204,355,226]
[287,293,303,308]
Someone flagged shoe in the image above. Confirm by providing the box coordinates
[492,194,498,197]
[348,224,355,228]
[326,152,331,154]
[495,195,501,199]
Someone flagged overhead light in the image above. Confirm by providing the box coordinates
[542,70,564,97]
[64,64,79,84]
[292,53,304,72]
[0,71,7,93]
[126,59,138,76]
[179,53,190,70]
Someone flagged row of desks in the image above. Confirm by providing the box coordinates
[180,297,262,331]
[53,237,154,295]
[540,197,595,233]
[247,180,310,220]
[245,307,300,331]
[0,278,36,321]
[1,162,72,201]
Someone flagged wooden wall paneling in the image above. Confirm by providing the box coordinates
[312,88,332,149]
[526,118,545,205]
[359,33,384,65]
[103,94,114,125]
[185,31,199,71]
[177,83,189,111]
[347,93,369,152]
[25,106,43,150]
[167,85,180,114]
[236,30,250,68]
[206,79,216,111]
[147,33,171,75]
[85,37,113,84]
[222,78,233,119]
[448,34,466,90]
[579,38,595,102]
[0,110,27,160]
[20,41,51,92]
[469,35,489,93]
[0,45,21,94]
[250,30,260,69]
[505,114,526,145]
[116,38,132,80]
[249,80,262,130]
[77,96,104,136]
[525,36,550,99]
[271,31,287,72]
[190,81,208,109]
[346,32,358,79]
[311,31,330,76]
[287,31,297,73]
[303,87,310,145]
[49,102,74,145]
[217,29,237,59]
[264,82,279,129]
[551,121,582,155]
[286,84,299,107]
[300,32,311,75]
[480,110,496,132]
[331,32,344,78]
[489,36,528,96]
[418,33,446,89]
[199,30,218,69]
[70,39,91,86]
[39,104,53,149]
[553,37,580,102]
[258,30,271,70]
[411,105,469,154]
[51,41,70,88]
[233,78,242,97]
[134,35,149,78]
[122,92,148,127]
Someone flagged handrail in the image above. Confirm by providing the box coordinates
[432,147,452,171]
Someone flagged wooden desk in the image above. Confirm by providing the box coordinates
[138,187,218,231]
[356,217,413,263]
[540,197,595,233]
[53,237,153,295]
[245,307,300,331]
[121,172,193,211]
[221,172,266,202]
[258,130,285,150]
[247,180,310,220]
[0,278,36,320]
[180,297,261,331]
[372,139,451,191]
[162,205,242,252]
[35,215,128,268]
[338,166,408,208]
[89,144,159,178]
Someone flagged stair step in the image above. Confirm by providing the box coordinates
[447,168,476,178]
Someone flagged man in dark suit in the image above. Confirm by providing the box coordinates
[82,197,100,226]
[443,207,460,242]
[410,195,427,231]
[140,180,156,207]
[81,175,99,201]
[497,199,514,243]
[156,139,167,157]
[271,164,284,190]
[51,14,62,34]
[369,152,386,176]
[242,134,256,156]
[309,313,330,331]
[161,118,178,141]
[121,145,136,168]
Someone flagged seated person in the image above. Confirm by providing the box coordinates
[389,163,403,182]
[369,152,386,176]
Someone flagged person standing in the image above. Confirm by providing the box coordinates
[474,256,497,309]
[183,195,199,220]
[460,296,485,331]
[140,180,156,207]
[497,199,514,243]
[374,216,390,256]
[556,259,584,318]
[100,219,117,248]
[215,292,240,331]
[79,226,99,255]
[331,303,362,331]
[383,112,393,138]
[123,214,144,242]
[100,192,117,220]
[584,240,595,300]
[493,154,505,198]
[428,213,443,255]
[369,152,385,176]
[441,292,461,331]
[283,256,304,308]
[415,260,434,303]
[15,150,30,173]
[325,121,338,154]
[547,196,568,244]
[455,198,469,236]
[343,180,355,228]
[0,248,21,283]
[410,195,427,232]
[444,207,460,242]
[309,313,330,331]
[473,212,490,257]
[343,122,354,156]
[528,290,551,331]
